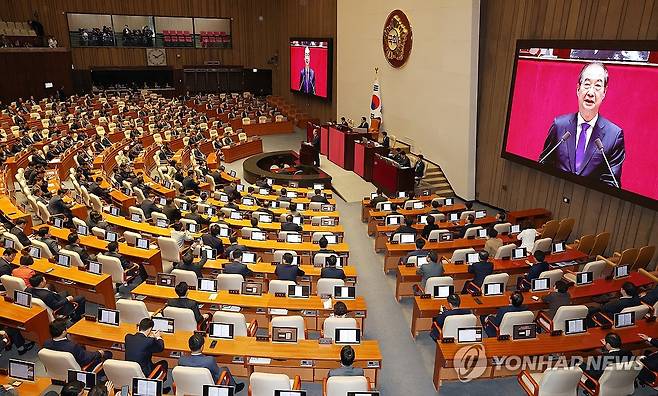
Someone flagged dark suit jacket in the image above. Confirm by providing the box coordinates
[540,113,625,187]
[174,257,206,278]
[224,244,247,259]
[182,177,200,193]
[299,67,316,94]
[602,296,641,315]
[460,223,480,238]
[43,338,98,367]
[48,195,71,216]
[0,258,12,277]
[178,353,223,383]
[281,222,302,232]
[642,287,658,306]
[124,332,165,376]
[26,287,72,314]
[167,297,203,323]
[320,267,346,280]
[433,308,471,329]
[65,243,91,265]
[468,261,494,287]
[201,234,224,254]
[541,291,571,318]
[382,136,390,148]
[642,338,658,371]
[526,261,549,281]
[414,160,425,177]
[163,205,182,223]
[310,195,329,204]
[223,261,253,278]
[275,264,305,281]
[140,199,159,219]
[185,212,210,226]
[10,226,31,247]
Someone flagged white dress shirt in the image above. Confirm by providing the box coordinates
[576,113,598,151]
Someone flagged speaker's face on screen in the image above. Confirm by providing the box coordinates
[304,47,311,67]
[577,63,607,120]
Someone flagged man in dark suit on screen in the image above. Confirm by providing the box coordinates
[539,62,625,188]
[299,46,316,94]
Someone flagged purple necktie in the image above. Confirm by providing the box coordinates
[575,123,590,172]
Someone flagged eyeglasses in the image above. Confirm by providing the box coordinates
[580,81,605,92]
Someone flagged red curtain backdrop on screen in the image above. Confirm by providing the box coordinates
[505,58,658,201]
[290,45,328,98]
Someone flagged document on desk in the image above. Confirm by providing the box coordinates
[323,298,332,310]
[209,293,218,300]
[221,305,241,312]
[269,308,288,315]
[249,357,271,365]
[551,261,578,268]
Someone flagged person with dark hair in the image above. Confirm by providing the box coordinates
[26,274,86,321]
[185,203,210,226]
[390,217,416,242]
[178,334,244,391]
[167,282,210,327]
[171,222,194,248]
[517,221,538,250]
[65,232,91,265]
[368,189,387,208]
[59,380,85,396]
[494,211,507,224]
[641,283,658,306]
[140,192,160,219]
[36,227,60,255]
[0,247,16,277]
[320,255,345,280]
[87,210,108,230]
[416,251,443,289]
[87,380,115,396]
[125,318,169,391]
[579,332,632,389]
[430,294,471,340]
[587,281,640,327]
[310,189,329,204]
[201,224,225,254]
[484,292,529,337]
[459,214,478,238]
[483,227,503,257]
[420,214,439,240]
[462,251,494,293]
[637,333,658,386]
[396,150,411,167]
[333,301,348,317]
[182,170,200,194]
[106,241,146,281]
[174,251,206,278]
[275,253,304,281]
[48,189,73,219]
[428,200,442,214]
[541,280,571,319]
[224,235,246,259]
[516,250,550,290]
[328,345,364,377]
[44,318,111,368]
[281,214,302,232]
[317,236,336,255]
[401,238,428,265]
[223,249,253,278]
[162,198,182,223]
[12,255,36,287]
[10,219,31,247]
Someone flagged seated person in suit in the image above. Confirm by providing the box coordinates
[125,318,169,391]
[44,318,111,368]
[321,255,345,280]
[12,255,36,288]
[223,249,254,278]
[201,225,225,255]
[416,251,443,290]
[64,232,92,265]
[167,282,211,328]
[428,200,442,214]
[368,189,387,208]
[579,332,633,390]
[10,219,31,247]
[36,227,60,255]
[332,301,349,318]
[281,214,302,232]
[0,247,16,278]
[27,274,86,322]
[328,345,365,377]
[420,214,439,240]
[315,236,335,255]
[140,192,160,219]
[48,190,74,221]
[275,252,305,281]
[178,334,244,392]
[516,250,550,290]
[87,211,108,230]
[541,280,571,319]
[429,293,471,341]
[224,236,247,259]
[277,188,292,203]
[483,227,504,258]
[381,131,390,148]
[587,281,641,327]
[310,189,329,204]
[390,217,416,241]
[637,333,658,385]
[494,211,507,225]
[459,214,479,238]
[174,251,207,279]
[641,284,658,306]
[162,198,182,223]
[462,251,494,293]
[0,325,35,356]
[184,204,210,226]
[106,241,146,281]
[402,238,428,265]
[483,291,529,337]
[246,217,262,234]
[358,116,369,129]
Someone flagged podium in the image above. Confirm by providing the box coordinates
[327,126,369,170]
[354,140,389,181]
[372,154,414,195]
[320,125,330,156]
[299,142,316,166]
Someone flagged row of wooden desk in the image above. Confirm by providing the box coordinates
[67,320,382,387]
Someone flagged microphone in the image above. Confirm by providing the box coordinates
[594,138,620,188]
[539,131,571,164]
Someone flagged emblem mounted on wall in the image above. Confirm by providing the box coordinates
[383,9,412,68]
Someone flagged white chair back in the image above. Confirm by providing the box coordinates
[116,299,150,324]
[499,311,535,336]
[103,359,145,390]
[597,361,642,396]
[271,315,305,340]
[172,366,214,396]
[620,304,650,322]
[163,306,198,332]
[532,237,553,254]
[249,372,291,395]
[317,278,345,296]
[171,269,198,287]
[325,376,368,396]
[212,311,249,337]
[443,314,477,339]
[549,305,589,332]
[451,248,476,263]
[1,275,26,297]
[38,349,81,381]
[494,244,516,259]
[217,273,244,291]
[322,317,358,339]
[31,239,54,259]
[268,280,296,295]
[493,222,512,234]
[97,254,125,285]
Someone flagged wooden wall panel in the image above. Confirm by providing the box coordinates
[477,0,658,266]
[0,0,336,121]
[0,50,73,102]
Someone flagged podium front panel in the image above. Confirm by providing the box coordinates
[320,126,329,155]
